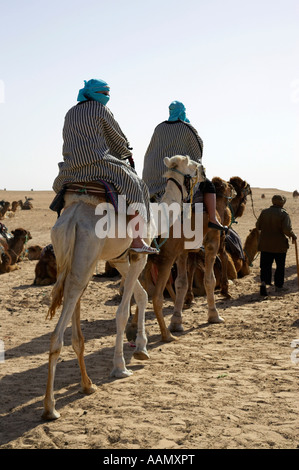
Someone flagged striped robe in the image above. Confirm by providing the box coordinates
[53,100,150,222]
[142,120,203,199]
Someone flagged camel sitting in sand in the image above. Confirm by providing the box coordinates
[34,244,57,285]
[0,227,32,273]
[0,201,10,219]
[42,155,203,420]
[293,190,299,198]
[187,227,260,296]
[27,245,43,260]
[19,197,33,210]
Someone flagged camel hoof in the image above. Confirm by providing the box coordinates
[110,367,133,378]
[162,332,178,342]
[42,409,61,421]
[80,384,97,395]
[133,350,150,361]
[208,316,225,324]
[126,323,137,343]
[169,323,184,333]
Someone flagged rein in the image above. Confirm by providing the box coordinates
[153,168,198,250]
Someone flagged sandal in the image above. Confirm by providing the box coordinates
[130,244,160,255]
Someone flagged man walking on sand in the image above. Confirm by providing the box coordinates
[256,194,297,296]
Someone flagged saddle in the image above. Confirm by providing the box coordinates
[50,180,119,217]
[0,222,13,241]
[225,228,245,260]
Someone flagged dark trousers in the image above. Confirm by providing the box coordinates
[260,251,286,288]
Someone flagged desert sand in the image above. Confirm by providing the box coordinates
[0,187,298,450]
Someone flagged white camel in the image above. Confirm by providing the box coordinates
[42,155,203,420]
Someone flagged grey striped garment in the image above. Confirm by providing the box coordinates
[142,120,203,199]
[53,100,150,222]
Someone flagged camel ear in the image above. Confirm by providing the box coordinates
[163,157,171,168]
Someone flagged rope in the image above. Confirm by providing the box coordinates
[244,248,259,267]
[249,192,258,220]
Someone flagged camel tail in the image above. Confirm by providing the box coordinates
[47,213,77,320]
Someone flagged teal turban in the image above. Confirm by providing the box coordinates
[77,79,110,106]
[168,101,190,123]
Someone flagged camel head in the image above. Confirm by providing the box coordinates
[229,177,251,198]
[212,177,237,200]
[11,228,32,242]
[163,155,205,187]
[228,177,251,218]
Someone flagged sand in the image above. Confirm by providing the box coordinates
[0,187,298,450]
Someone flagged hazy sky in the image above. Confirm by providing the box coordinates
[1,0,298,192]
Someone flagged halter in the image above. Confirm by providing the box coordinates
[153,167,199,251]
[167,168,198,203]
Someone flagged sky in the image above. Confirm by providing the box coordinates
[0,0,299,192]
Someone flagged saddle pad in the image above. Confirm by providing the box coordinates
[66,180,119,211]
[0,222,12,240]
[225,228,245,260]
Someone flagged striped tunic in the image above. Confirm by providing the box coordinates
[53,100,150,222]
[142,120,203,199]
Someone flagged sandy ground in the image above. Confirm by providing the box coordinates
[0,187,298,450]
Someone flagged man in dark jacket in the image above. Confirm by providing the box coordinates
[256,194,297,296]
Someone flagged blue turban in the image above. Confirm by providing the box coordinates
[77,79,110,106]
[168,101,190,123]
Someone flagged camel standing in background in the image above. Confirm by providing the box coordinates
[42,155,201,420]
[185,176,251,305]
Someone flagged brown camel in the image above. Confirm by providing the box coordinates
[19,197,33,210]
[0,201,10,219]
[27,245,43,260]
[11,201,20,212]
[293,190,299,198]
[127,157,223,343]
[233,227,260,277]
[185,176,251,305]
[34,244,57,285]
[0,227,32,272]
[187,227,260,296]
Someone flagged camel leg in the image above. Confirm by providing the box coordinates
[132,278,149,361]
[72,300,97,395]
[42,283,83,421]
[111,255,148,377]
[43,231,101,420]
[152,256,178,342]
[218,232,231,298]
[118,257,149,360]
[184,252,197,308]
[169,252,189,332]
[203,232,224,324]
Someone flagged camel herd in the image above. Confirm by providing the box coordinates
[1,159,297,421]
[0,197,33,219]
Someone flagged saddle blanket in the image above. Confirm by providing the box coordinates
[225,228,245,260]
[50,180,119,216]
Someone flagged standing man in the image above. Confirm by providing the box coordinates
[256,194,297,296]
